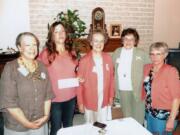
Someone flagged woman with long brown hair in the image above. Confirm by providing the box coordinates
[39,21,78,135]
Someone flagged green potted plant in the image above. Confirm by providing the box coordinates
[49,9,87,59]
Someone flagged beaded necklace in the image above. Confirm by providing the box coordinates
[18,57,38,73]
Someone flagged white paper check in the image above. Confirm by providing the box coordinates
[58,78,79,89]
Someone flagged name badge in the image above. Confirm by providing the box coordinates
[106,64,109,71]
[92,66,96,73]
[144,76,150,82]
[136,56,142,61]
[40,72,46,79]
[17,66,29,76]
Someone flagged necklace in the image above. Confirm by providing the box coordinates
[18,57,38,73]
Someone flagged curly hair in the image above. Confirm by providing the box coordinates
[120,28,139,47]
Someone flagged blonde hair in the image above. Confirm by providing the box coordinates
[89,31,105,42]
[149,42,169,54]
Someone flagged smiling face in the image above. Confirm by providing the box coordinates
[91,33,105,53]
[18,35,38,61]
[122,34,136,49]
[53,24,66,45]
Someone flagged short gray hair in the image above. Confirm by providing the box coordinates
[16,32,40,47]
[149,42,169,54]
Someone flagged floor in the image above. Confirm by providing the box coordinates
[73,113,85,126]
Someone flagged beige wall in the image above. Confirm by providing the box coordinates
[153,0,180,48]
[2,0,180,51]
[29,0,154,51]
[0,0,30,50]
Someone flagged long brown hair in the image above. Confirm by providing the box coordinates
[46,21,74,64]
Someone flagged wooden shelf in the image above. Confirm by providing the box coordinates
[0,52,19,77]
[104,38,121,52]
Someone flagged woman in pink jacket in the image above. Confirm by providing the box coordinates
[77,32,115,123]
[142,42,180,135]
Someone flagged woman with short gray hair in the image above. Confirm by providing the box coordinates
[0,32,54,135]
[149,42,169,55]
[142,42,180,135]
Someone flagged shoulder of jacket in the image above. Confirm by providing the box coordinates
[2,59,18,76]
[114,47,121,53]
[103,52,110,57]
[103,52,113,61]
[112,47,121,57]
[40,48,48,56]
[135,48,145,53]
[164,64,178,71]
[144,63,152,69]
[135,48,149,57]
[37,60,46,68]
[5,59,17,68]
[79,53,91,63]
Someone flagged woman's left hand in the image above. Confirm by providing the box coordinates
[166,118,175,131]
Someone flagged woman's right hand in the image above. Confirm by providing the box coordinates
[79,104,85,113]
[77,77,85,83]
[24,121,40,129]
[166,118,175,132]
[7,108,40,129]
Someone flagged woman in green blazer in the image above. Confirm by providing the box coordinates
[112,28,150,124]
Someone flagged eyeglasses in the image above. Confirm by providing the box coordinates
[123,38,135,42]
[149,53,164,56]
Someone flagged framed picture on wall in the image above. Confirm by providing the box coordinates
[110,24,121,38]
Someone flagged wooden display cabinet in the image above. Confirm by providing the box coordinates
[0,52,19,76]
[76,38,121,53]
